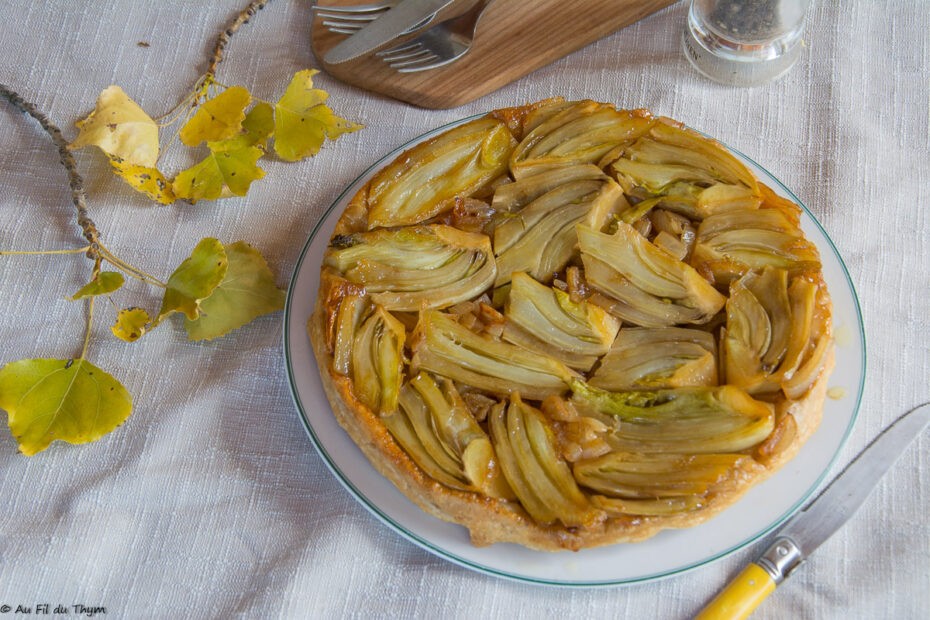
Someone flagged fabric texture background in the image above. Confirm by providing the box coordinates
[0,1,927,617]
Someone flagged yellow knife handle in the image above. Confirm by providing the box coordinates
[695,563,777,620]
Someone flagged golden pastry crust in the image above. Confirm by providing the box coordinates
[308,100,835,551]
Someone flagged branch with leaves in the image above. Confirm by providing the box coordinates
[76,68,360,205]
[0,0,361,455]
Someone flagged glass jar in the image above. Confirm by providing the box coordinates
[682,0,813,86]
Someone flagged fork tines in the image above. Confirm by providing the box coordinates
[377,43,439,67]
[310,2,393,14]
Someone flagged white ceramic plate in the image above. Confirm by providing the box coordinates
[283,117,866,587]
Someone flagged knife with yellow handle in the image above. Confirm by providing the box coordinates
[697,402,930,620]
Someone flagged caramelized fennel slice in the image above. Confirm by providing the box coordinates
[634,120,760,192]
[489,395,605,527]
[350,307,405,415]
[630,182,762,222]
[592,495,705,516]
[332,294,369,376]
[590,327,718,390]
[492,176,623,287]
[366,116,516,228]
[397,382,471,482]
[491,163,609,214]
[578,223,726,326]
[691,206,821,286]
[511,100,655,177]
[383,372,515,498]
[411,310,577,399]
[724,267,827,397]
[608,119,762,226]
[570,382,775,454]
[488,402,558,524]
[574,452,751,501]
[519,97,575,134]
[502,272,620,371]
[381,408,472,491]
[324,225,497,311]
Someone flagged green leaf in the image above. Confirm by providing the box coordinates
[109,158,175,204]
[69,85,160,167]
[171,145,265,203]
[185,241,286,341]
[273,69,362,162]
[179,86,251,147]
[69,271,125,300]
[0,358,132,456]
[111,307,150,342]
[156,238,228,324]
[211,102,275,152]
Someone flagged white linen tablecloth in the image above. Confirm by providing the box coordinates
[1,1,927,617]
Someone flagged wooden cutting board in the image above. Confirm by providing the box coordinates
[311,0,676,109]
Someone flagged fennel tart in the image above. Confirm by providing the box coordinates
[309,99,835,551]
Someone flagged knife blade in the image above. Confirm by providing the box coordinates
[696,402,930,620]
[324,0,462,65]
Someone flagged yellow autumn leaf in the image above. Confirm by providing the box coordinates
[155,238,228,324]
[172,145,265,203]
[179,86,251,147]
[69,271,124,300]
[109,158,175,204]
[185,241,285,341]
[211,102,275,152]
[69,85,159,167]
[0,358,132,456]
[111,307,150,342]
[273,69,362,162]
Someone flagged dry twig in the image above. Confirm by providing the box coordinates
[0,84,100,253]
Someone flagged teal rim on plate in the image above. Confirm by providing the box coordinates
[283,115,866,587]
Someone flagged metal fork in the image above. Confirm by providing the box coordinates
[376,0,491,73]
[313,1,436,36]
[312,0,393,20]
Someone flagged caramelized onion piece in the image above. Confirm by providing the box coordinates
[541,396,612,462]
[431,197,497,234]
[650,208,697,260]
[754,411,799,465]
